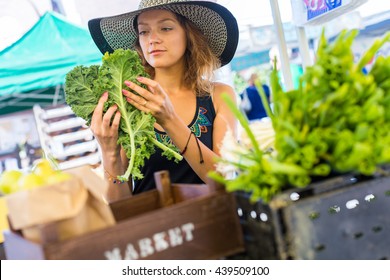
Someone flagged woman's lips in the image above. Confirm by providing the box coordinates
[149,50,165,55]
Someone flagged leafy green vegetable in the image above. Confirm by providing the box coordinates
[65,49,182,181]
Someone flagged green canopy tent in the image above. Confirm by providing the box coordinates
[0,12,102,116]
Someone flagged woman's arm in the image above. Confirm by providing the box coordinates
[163,83,237,182]
[211,82,238,155]
[123,78,237,182]
[90,92,132,200]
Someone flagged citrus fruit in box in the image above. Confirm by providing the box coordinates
[32,158,57,177]
[32,158,72,185]
[46,171,72,185]
[16,173,46,191]
[0,159,73,194]
[0,170,23,194]
[0,196,8,243]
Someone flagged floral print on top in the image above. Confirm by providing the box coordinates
[133,96,216,194]
[155,106,213,148]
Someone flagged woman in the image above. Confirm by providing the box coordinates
[88,0,239,196]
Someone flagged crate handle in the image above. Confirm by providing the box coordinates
[153,170,226,208]
[154,170,175,207]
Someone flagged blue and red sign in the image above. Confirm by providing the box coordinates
[303,0,343,20]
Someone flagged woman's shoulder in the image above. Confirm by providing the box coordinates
[213,81,234,91]
[212,82,235,99]
[210,82,236,111]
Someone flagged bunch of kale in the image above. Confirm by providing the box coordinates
[65,49,182,181]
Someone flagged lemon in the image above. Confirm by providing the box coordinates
[0,170,23,194]
[17,173,46,191]
[0,196,8,243]
[32,159,56,177]
[46,172,72,185]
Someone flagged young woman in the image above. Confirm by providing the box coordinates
[87,0,239,196]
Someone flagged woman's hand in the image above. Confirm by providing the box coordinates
[122,77,176,126]
[90,92,121,156]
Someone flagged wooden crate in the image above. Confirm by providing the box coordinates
[4,171,244,260]
[230,172,390,260]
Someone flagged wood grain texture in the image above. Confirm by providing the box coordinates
[4,171,244,260]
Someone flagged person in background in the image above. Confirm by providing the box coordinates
[87,0,239,197]
[240,73,271,121]
[269,46,303,90]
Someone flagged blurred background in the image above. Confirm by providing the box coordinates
[0,0,389,172]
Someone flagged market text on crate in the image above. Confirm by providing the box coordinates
[104,222,195,260]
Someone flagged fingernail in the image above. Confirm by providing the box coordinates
[136,77,143,81]
[103,91,108,98]
[122,89,127,95]
[124,81,131,86]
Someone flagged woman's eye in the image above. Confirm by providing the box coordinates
[138,30,148,35]
[162,27,173,31]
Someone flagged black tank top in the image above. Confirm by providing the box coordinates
[133,96,216,194]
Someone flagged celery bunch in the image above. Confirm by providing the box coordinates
[210,30,390,203]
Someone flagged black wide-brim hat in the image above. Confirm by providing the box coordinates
[88,0,239,67]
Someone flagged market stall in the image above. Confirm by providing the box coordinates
[0,10,103,171]
[0,11,102,116]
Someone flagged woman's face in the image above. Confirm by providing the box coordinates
[137,9,187,69]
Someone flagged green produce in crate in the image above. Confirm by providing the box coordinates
[210,29,390,203]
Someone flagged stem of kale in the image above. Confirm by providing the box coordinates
[149,137,183,161]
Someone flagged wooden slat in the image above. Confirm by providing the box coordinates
[44,192,244,260]
[4,171,244,260]
[154,171,174,207]
[109,190,160,222]
[172,184,214,202]
[4,192,244,260]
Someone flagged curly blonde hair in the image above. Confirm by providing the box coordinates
[134,12,220,96]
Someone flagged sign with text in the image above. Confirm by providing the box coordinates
[306,0,342,20]
[291,0,367,26]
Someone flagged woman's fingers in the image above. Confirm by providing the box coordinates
[102,105,118,127]
[92,91,108,124]
[124,80,154,99]
[123,78,165,107]
[111,110,121,130]
[126,96,152,114]
[91,91,120,134]
[123,78,170,118]
[135,76,160,93]
[122,88,147,106]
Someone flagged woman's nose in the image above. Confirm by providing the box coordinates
[149,31,161,44]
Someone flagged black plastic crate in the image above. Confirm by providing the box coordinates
[231,172,390,260]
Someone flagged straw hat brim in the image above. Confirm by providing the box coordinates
[88,1,239,66]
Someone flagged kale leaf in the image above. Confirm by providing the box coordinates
[65,49,182,181]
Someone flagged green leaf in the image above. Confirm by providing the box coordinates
[65,49,182,181]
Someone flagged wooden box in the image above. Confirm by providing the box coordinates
[4,171,244,259]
